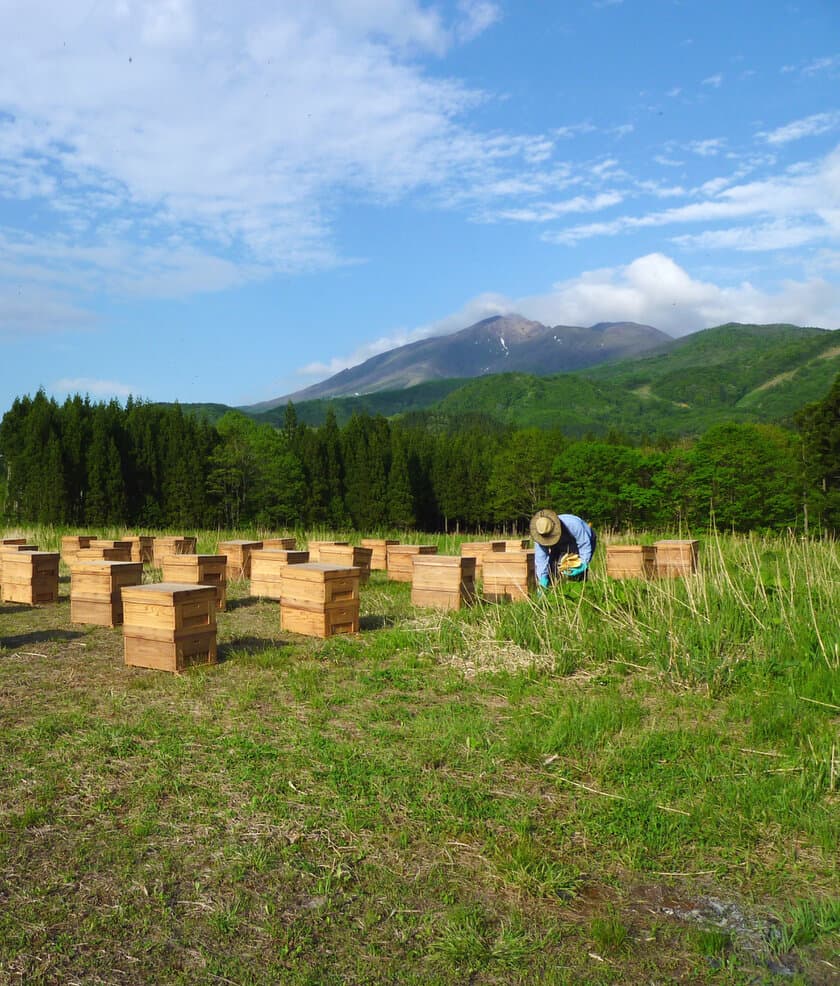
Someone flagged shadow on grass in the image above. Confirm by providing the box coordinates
[0,629,85,651]
[225,595,261,611]
[360,614,395,631]
[0,604,40,615]
[218,636,286,662]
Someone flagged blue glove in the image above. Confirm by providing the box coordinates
[566,564,587,579]
[538,574,550,589]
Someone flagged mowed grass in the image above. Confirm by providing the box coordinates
[0,528,838,985]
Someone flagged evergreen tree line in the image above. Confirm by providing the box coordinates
[1,378,838,534]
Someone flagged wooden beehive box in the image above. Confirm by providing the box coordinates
[262,537,297,550]
[318,544,373,584]
[123,535,155,564]
[606,545,656,579]
[76,541,133,562]
[306,540,349,563]
[411,555,476,611]
[654,540,699,578]
[0,543,38,581]
[280,563,360,638]
[1,537,27,546]
[386,544,438,582]
[153,536,197,566]
[502,539,529,551]
[250,549,310,599]
[361,538,400,571]
[162,554,228,610]
[482,550,535,602]
[1,550,60,605]
[216,539,263,580]
[70,560,144,626]
[459,540,505,577]
[60,535,97,567]
[122,583,217,672]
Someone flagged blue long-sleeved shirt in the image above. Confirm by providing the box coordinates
[534,513,596,581]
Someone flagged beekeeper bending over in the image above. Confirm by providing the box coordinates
[529,509,597,587]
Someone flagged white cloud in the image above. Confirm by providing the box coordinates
[671,220,832,252]
[702,73,724,88]
[689,138,726,157]
[802,55,840,77]
[0,0,527,298]
[456,0,501,42]
[515,254,840,334]
[760,111,840,145]
[544,143,840,248]
[490,192,623,224]
[52,377,140,399]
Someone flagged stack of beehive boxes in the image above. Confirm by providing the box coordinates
[1,550,60,605]
[318,544,373,585]
[361,538,399,571]
[459,540,505,578]
[411,555,476,611]
[262,537,297,550]
[249,548,310,599]
[77,540,132,562]
[70,560,144,626]
[121,583,218,672]
[153,536,197,567]
[217,539,263,580]
[306,540,349,563]
[0,541,37,582]
[653,539,699,578]
[386,544,438,582]
[60,535,97,567]
[606,545,656,579]
[280,563,360,637]
[123,535,155,565]
[482,550,535,602]
[162,554,228,610]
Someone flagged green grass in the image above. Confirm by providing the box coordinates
[0,526,838,984]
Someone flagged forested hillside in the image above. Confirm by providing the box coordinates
[176,322,840,436]
[2,376,838,534]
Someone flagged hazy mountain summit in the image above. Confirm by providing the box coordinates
[250,314,671,410]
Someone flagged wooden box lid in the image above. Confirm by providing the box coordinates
[121,582,217,604]
[280,562,361,583]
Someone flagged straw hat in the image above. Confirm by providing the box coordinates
[529,509,563,546]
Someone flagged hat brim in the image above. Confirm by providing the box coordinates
[529,509,562,546]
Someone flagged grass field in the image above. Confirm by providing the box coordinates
[1,528,838,985]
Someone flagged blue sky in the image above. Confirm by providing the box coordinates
[1,0,839,415]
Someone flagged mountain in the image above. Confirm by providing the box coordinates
[245,314,671,411]
[176,322,839,439]
[433,322,840,436]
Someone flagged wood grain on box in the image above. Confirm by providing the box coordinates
[606,545,656,579]
[386,544,438,582]
[1,550,60,604]
[482,550,535,602]
[121,583,217,672]
[70,560,144,626]
[318,544,373,584]
[217,540,263,580]
[411,555,476,611]
[360,538,400,571]
[162,554,228,610]
[250,549,310,599]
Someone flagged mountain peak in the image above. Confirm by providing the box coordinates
[248,314,672,410]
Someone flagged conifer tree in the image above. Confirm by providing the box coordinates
[387,433,415,529]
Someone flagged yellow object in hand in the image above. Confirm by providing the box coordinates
[558,552,581,574]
